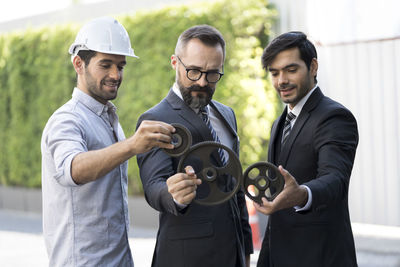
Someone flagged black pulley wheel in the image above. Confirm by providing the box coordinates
[243,161,284,204]
[177,141,243,206]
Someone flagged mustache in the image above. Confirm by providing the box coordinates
[187,84,212,93]
[102,78,121,85]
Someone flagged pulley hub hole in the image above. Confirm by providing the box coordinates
[171,133,182,147]
[202,167,217,182]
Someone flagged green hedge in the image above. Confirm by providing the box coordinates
[0,0,280,194]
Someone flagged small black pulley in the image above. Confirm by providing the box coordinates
[243,161,284,204]
[163,123,192,157]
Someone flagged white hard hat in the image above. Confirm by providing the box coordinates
[69,17,138,58]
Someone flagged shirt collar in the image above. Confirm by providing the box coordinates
[72,87,116,116]
[172,83,183,100]
[287,84,318,117]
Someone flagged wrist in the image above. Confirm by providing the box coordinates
[125,136,139,156]
[299,186,308,207]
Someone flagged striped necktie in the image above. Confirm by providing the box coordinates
[200,107,227,165]
[281,111,296,145]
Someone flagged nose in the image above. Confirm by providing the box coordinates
[196,73,208,87]
[109,65,121,80]
[278,72,288,87]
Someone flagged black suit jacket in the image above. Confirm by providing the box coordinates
[137,89,253,267]
[257,88,358,267]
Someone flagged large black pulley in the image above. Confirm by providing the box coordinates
[177,141,243,206]
[163,123,192,157]
[243,161,284,204]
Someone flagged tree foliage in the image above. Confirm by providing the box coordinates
[0,0,280,194]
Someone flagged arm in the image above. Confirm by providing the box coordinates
[72,120,175,184]
[305,108,358,208]
[46,110,175,186]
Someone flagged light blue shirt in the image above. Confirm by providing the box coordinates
[41,88,133,266]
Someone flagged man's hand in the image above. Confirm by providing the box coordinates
[253,165,308,215]
[167,166,202,205]
[129,120,175,155]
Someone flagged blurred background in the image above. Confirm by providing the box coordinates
[0,0,399,266]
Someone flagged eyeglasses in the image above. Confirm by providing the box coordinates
[176,56,224,83]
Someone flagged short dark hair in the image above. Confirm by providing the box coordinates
[77,50,97,66]
[175,25,226,58]
[261,31,317,70]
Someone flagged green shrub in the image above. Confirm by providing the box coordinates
[0,0,280,194]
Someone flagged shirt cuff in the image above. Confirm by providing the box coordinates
[55,153,80,187]
[294,185,312,212]
[173,198,188,210]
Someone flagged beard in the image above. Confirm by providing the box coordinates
[279,78,312,106]
[177,80,214,109]
[85,69,121,103]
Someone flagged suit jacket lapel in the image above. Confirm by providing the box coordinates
[209,101,240,154]
[210,101,237,138]
[165,89,224,165]
[278,87,323,166]
[268,111,285,164]
[165,89,213,141]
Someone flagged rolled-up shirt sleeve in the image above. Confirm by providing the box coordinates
[46,111,87,187]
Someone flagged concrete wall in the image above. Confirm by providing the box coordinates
[0,185,158,229]
[318,38,400,226]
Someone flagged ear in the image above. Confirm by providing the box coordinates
[72,56,85,75]
[171,55,178,70]
[310,58,318,77]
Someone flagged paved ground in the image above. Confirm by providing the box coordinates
[0,209,259,267]
[2,209,400,267]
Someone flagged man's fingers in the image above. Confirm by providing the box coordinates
[168,175,198,193]
[253,197,274,215]
[253,201,261,209]
[153,134,174,149]
[158,121,176,134]
[278,165,292,183]
[159,142,175,150]
[142,120,175,135]
[185,166,202,185]
[278,165,289,176]
[261,197,271,207]
[185,166,195,175]
[168,177,198,205]
[170,182,197,194]
[133,120,177,152]
[177,191,197,205]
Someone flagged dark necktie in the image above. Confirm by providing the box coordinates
[199,107,227,165]
[281,111,296,145]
